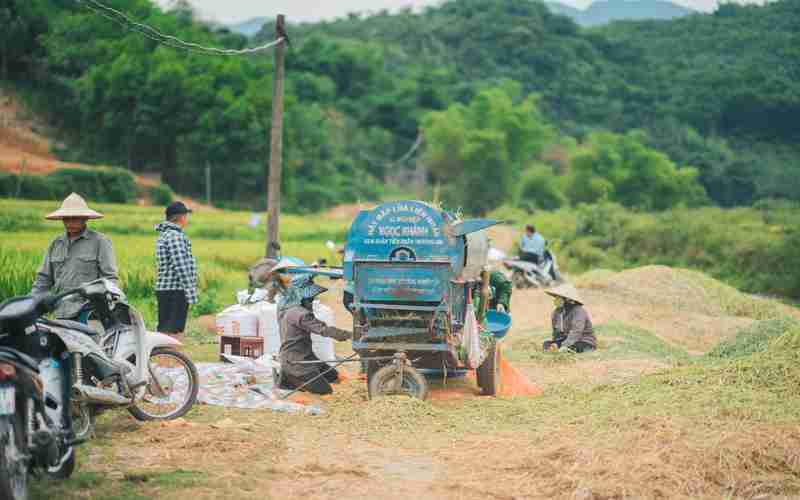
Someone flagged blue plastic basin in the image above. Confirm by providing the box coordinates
[485,310,512,339]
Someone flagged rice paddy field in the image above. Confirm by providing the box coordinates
[0,198,352,327]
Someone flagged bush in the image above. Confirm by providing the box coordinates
[149,184,175,206]
[0,168,138,204]
[517,164,567,211]
[50,168,137,204]
[0,173,59,200]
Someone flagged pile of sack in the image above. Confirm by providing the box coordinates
[215,289,336,365]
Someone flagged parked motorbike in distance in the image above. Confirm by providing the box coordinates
[503,249,563,289]
[0,295,79,500]
[48,279,199,441]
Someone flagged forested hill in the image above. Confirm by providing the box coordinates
[2,0,799,214]
[546,0,694,26]
[283,0,800,207]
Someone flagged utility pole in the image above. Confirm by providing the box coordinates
[205,161,212,206]
[266,15,287,258]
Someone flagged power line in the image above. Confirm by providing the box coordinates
[77,0,285,56]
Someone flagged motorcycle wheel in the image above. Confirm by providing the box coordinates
[128,349,199,421]
[71,402,95,442]
[0,417,28,500]
[47,447,75,480]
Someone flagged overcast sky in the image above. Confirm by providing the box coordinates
[156,0,762,24]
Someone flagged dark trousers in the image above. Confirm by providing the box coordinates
[543,337,595,353]
[520,252,542,264]
[280,366,340,395]
[157,290,189,333]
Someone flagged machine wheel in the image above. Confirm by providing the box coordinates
[476,342,501,396]
[368,364,428,400]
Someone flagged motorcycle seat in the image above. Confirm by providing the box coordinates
[41,319,99,337]
[0,347,40,373]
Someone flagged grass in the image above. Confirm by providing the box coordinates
[489,201,800,298]
[508,321,692,365]
[21,303,800,499]
[0,198,349,326]
[708,317,800,359]
[4,197,800,498]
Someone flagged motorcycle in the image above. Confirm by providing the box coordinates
[0,295,79,500]
[503,249,563,289]
[38,279,199,441]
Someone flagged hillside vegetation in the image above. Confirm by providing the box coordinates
[2,0,799,214]
[493,200,800,298]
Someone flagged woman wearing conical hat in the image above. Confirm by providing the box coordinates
[30,193,119,319]
[543,283,597,353]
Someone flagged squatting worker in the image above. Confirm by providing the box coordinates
[276,273,351,395]
[155,201,198,339]
[519,224,546,264]
[544,283,597,353]
[31,193,119,319]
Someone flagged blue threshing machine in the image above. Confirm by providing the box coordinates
[342,200,512,399]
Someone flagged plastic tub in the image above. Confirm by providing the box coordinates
[485,310,512,339]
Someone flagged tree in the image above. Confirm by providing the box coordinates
[422,85,554,214]
[567,131,708,210]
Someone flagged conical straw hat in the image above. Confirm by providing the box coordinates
[46,193,104,220]
[545,282,584,305]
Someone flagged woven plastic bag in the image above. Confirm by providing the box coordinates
[463,301,482,369]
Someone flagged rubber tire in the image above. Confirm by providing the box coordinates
[47,447,76,480]
[128,349,199,422]
[368,364,429,400]
[0,417,27,500]
[476,342,500,396]
[71,403,96,443]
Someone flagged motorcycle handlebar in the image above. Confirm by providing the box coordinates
[40,287,85,313]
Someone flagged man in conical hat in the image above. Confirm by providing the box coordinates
[31,193,119,319]
[543,283,597,353]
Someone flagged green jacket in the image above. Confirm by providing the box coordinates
[473,271,512,313]
[31,229,119,318]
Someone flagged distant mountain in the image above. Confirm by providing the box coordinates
[545,1,584,18]
[227,16,269,37]
[546,0,695,26]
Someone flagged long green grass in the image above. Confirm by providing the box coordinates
[0,199,349,326]
[490,201,800,298]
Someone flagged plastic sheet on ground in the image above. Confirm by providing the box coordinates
[193,355,322,415]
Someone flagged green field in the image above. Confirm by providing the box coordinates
[0,198,351,328]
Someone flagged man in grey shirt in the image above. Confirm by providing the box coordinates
[31,193,119,319]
